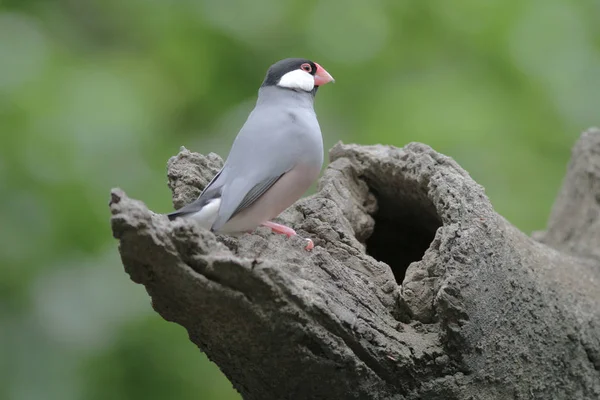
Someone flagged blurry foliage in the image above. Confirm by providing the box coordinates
[1,0,599,398]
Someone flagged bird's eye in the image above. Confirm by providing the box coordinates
[301,63,312,73]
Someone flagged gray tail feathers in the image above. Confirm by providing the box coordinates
[167,210,192,221]
[166,183,223,222]
[166,195,217,221]
[167,171,224,222]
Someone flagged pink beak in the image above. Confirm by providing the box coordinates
[314,63,335,86]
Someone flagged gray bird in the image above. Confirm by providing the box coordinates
[167,58,334,250]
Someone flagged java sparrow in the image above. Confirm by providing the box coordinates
[167,58,335,250]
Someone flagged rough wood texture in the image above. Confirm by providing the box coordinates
[110,129,600,400]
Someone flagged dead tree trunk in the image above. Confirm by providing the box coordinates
[109,128,600,400]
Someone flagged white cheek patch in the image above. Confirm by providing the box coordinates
[277,69,315,92]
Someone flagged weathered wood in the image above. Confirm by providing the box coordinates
[110,128,600,400]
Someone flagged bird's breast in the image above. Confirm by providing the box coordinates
[286,110,323,167]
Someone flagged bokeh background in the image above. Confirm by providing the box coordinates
[1,0,599,399]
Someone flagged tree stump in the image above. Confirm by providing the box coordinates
[109,128,600,400]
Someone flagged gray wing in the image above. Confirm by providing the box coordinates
[230,174,283,217]
[210,103,322,231]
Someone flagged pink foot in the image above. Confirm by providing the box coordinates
[261,221,314,251]
[304,238,314,251]
[261,221,296,237]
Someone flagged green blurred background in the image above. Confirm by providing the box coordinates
[1,0,598,398]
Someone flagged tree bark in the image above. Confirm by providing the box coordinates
[109,129,600,400]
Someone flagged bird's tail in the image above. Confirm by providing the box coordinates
[166,209,193,221]
[166,198,221,230]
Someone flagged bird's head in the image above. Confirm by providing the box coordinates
[261,58,334,94]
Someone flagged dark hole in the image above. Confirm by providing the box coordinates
[365,186,442,284]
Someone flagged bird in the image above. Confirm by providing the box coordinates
[167,58,335,250]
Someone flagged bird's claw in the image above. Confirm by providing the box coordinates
[304,238,314,251]
[260,221,314,251]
